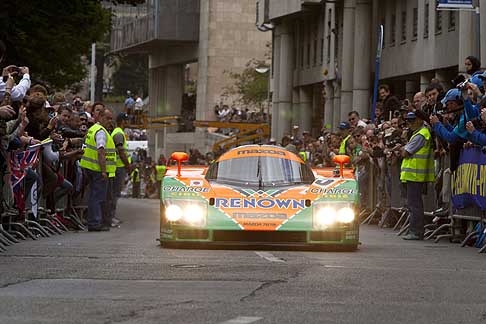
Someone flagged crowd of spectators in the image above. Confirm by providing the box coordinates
[0,40,168,248]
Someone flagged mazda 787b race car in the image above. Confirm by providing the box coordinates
[160,145,359,251]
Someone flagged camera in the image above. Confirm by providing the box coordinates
[451,74,466,88]
[456,79,470,90]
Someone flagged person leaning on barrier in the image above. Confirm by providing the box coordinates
[430,85,480,171]
[398,112,435,240]
[110,112,132,227]
[80,107,116,232]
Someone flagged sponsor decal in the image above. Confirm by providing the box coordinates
[240,221,275,227]
[309,188,356,195]
[237,149,286,156]
[233,212,288,220]
[190,180,203,187]
[214,197,306,209]
[163,186,209,193]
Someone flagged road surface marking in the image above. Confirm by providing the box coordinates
[255,251,285,263]
[220,316,263,324]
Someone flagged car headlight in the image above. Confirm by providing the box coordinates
[164,200,207,226]
[337,207,355,224]
[166,204,183,222]
[313,203,355,228]
[183,204,205,226]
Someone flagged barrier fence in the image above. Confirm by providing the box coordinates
[360,147,486,253]
[0,146,87,251]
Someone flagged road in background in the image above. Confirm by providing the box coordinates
[1,199,485,324]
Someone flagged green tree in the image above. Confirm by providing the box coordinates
[111,54,148,98]
[222,58,270,111]
[0,0,143,90]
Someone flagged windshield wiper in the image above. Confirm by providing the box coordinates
[257,155,264,190]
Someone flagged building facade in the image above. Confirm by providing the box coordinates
[111,0,270,157]
[260,0,486,141]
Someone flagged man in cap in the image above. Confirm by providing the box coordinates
[110,112,132,226]
[430,87,479,144]
[338,121,351,154]
[399,112,435,240]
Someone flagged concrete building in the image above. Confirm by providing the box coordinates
[111,0,270,157]
[259,0,486,141]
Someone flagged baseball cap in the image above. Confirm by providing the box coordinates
[116,112,129,122]
[338,121,350,129]
[405,112,416,120]
[470,74,484,89]
[441,88,461,106]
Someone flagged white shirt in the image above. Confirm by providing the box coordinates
[0,74,31,102]
[357,120,367,128]
[134,97,143,111]
[95,128,107,149]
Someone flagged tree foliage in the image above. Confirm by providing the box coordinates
[0,0,143,89]
[222,58,270,110]
[111,54,148,97]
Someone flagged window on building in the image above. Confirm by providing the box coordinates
[300,22,305,68]
[313,20,318,66]
[448,11,456,31]
[401,10,407,42]
[390,14,396,46]
[412,8,418,40]
[326,8,332,64]
[435,9,442,34]
[381,16,386,47]
[307,42,311,67]
[424,3,429,38]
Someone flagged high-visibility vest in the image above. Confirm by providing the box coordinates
[111,127,131,168]
[80,123,116,176]
[339,134,351,154]
[298,151,307,162]
[155,165,166,181]
[400,127,435,183]
[131,168,140,183]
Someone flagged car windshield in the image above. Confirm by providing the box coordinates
[205,156,315,188]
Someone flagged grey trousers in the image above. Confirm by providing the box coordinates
[406,181,425,236]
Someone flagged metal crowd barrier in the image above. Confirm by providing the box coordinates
[360,148,486,254]
[0,145,88,252]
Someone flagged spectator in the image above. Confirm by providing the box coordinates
[348,111,367,128]
[124,91,135,117]
[379,84,401,120]
[464,55,482,77]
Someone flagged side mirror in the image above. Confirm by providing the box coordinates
[170,152,189,177]
[332,155,350,178]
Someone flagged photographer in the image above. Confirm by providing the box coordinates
[0,41,31,102]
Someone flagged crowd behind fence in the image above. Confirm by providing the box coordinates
[1,56,486,254]
[0,66,165,251]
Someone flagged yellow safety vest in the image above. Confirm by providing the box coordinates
[155,165,166,181]
[111,127,131,168]
[339,134,351,154]
[131,168,140,182]
[298,151,307,162]
[80,123,117,176]
[400,127,435,183]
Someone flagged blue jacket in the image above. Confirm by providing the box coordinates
[433,99,479,143]
[467,130,486,146]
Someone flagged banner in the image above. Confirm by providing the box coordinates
[437,0,473,10]
[451,147,486,210]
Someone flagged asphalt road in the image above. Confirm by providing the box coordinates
[1,198,485,324]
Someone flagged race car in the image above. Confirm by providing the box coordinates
[160,145,359,251]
